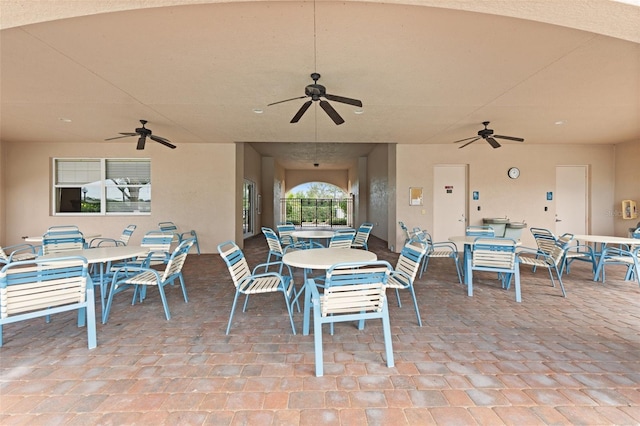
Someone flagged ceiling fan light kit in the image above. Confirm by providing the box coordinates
[268,73,362,125]
[454,121,524,149]
[105,119,176,150]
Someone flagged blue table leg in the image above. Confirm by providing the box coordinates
[302,269,312,335]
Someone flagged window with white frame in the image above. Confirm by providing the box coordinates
[53,158,151,215]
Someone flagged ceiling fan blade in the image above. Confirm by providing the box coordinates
[290,100,312,123]
[268,95,307,107]
[453,136,479,144]
[105,132,137,141]
[494,134,524,142]
[324,93,363,107]
[486,137,501,149]
[150,134,176,149]
[320,100,345,125]
[458,137,480,149]
[136,136,146,150]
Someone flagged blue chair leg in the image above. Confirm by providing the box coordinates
[381,300,395,368]
[226,291,242,334]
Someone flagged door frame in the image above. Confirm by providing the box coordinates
[243,179,256,238]
[433,164,468,242]
[555,165,589,236]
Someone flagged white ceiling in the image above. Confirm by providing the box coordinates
[1,1,639,169]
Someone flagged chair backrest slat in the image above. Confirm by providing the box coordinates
[120,224,137,245]
[161,239,194,281]
[1,258,88,319]
[217,241,251,287]
[395,240,427,280]
[321,261,393,317]
[466,226,495,237]
[262,227,285,254]
[276,223,297,244]
[42,227,85,254]
[158,221,179,233]
[472,238,516,269]
[329,231,356,249]
[352,223,374,247]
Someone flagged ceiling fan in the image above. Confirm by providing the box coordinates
[453,121,524,149]
[105,119,176,150]
[268,73,362,125]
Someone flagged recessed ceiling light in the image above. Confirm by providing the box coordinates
[554,120,565,125]
[253,108,264,114]
[59,118,72,123]
[354,109,364,115]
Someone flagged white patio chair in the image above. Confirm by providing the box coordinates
[217,240,297,335]
[310,261,394,376]
[104,239,195,322]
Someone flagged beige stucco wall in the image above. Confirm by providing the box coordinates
[2,141,236,253]
[0,140,5,242]
[393,143,617,251]
[1,139,637,254]
[614,140,640,236]
[367,144,391,244]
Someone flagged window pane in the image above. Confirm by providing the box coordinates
[106,159,150,181]
[55,159,100,185]
[106,184,151,213]
[54,158,151,215]
[55,185,102,213]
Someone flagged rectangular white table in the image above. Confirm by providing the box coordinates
[283,248,377,335]
[38,245,149,323]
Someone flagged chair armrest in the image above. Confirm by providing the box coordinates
[517,247,552,261]
[177,230,197,241]
[111,265,160,283]
[6,243,38,261]
[389,270,411,288]
[252,261,293,277]
[140,250,170,267]
[565,243,594,253]
[280,235,295,246]
[601,246,632,257]
[89,237,124,248]
[515,246,540,255]
[283,242,308,252]
[431,241,458,252]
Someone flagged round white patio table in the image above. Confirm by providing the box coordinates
[291,230,336,248]
[38,245,149,323]
[283,247,377,335]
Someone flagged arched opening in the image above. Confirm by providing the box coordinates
[287,182,347,198]
[281,182,353,228]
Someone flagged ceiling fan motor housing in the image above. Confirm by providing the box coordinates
[305,84,326,98]
[135,127,151,135]
[478,128,494,138]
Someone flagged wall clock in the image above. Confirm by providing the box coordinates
[508,167,520,179]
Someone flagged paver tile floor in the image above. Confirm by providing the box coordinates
[1,234,639,425]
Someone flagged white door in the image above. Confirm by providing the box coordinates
[555,165,588,236]
[433,165,467,241]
